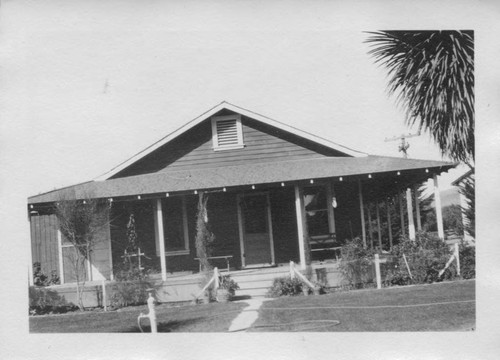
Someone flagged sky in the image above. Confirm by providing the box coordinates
[2,0,479,197]
[1,1,500,358]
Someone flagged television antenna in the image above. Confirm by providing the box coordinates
[384,131,421,158]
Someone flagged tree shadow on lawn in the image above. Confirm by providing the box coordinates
[122,308,244,332]
[123,317,205,333]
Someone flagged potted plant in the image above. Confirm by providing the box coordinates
[216,274,240,303]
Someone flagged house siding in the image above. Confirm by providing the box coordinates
[30,214,60,279]
[111,113,348,179]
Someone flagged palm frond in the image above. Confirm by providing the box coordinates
[365,30,474,163]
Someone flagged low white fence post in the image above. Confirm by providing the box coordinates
[374,254,382,289]
[102,279,107,311]
[214,267,220,289]
[290,261,295,279]
[402,253,413,279]
[455,243,460,277]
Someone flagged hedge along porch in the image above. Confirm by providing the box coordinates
[27,102,456,297]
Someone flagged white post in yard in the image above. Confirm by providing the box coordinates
[102,279,107,311]
[290,261,295,279]
[386,199,393,250]
[358,180,367,247]
[454,243,460,277]
[398,192,405,236]
[155,199,167,281]
[406,188,416,240]
[376,202,382,250]
[214,267,220,289]
[414,184,422,232]
[433,175,445,240]
[374,254,382,289]
[294,185,307,270]
[148,293,157,333]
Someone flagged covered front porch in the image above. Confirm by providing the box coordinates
[106,164,450,284]
[108,178,360,280]
[28,155,455,298]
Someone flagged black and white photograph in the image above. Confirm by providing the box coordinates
[1,0,499,359]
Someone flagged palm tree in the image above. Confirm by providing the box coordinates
[366,31,474,164]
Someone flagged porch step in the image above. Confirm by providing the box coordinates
[236,279,274,289]
[230,267,290,298]
[234,287,269,298]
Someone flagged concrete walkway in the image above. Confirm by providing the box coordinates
[228,298,273,332]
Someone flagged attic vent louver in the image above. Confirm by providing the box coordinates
[217,120,238,145]
[211,114,244,150]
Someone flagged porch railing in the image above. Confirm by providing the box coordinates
[289,261,320,294]
[192,267,221,303]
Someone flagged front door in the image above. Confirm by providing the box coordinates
[238,193,275,268]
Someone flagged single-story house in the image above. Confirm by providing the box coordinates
[28,102,456,301]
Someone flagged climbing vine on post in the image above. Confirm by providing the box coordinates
[126,213,138,254]
[122,213,139,270]
[195,192,215,273]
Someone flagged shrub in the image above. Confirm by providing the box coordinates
[110,262,153,309]
[459,242,475,279]
[386,232,455,285]
[29,286,76,315]
[218,274,239,295]
[267,276,305,297]
[338,237,376,289]
[33,262,60,286]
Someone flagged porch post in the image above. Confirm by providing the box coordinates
[327,181,336,234]
[367,204,374,249]
[414,184,422,231]
[376,202,382,250]
[386,199,393,250]
[358,180,367,247]
[154,199,168,281]
[86,247,93,281]
[57,229,65,284]
[433,175,445,239]
[294,184,307,270]
[406,188,416,240]
[106,218,114,281]
[398,192,405,236]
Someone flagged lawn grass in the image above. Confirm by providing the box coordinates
[249,280,475,332]
[30,280,475,333]
[30,301,247,333]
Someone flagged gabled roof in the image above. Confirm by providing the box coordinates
[94,101,367,181]
[28,155,457,204]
